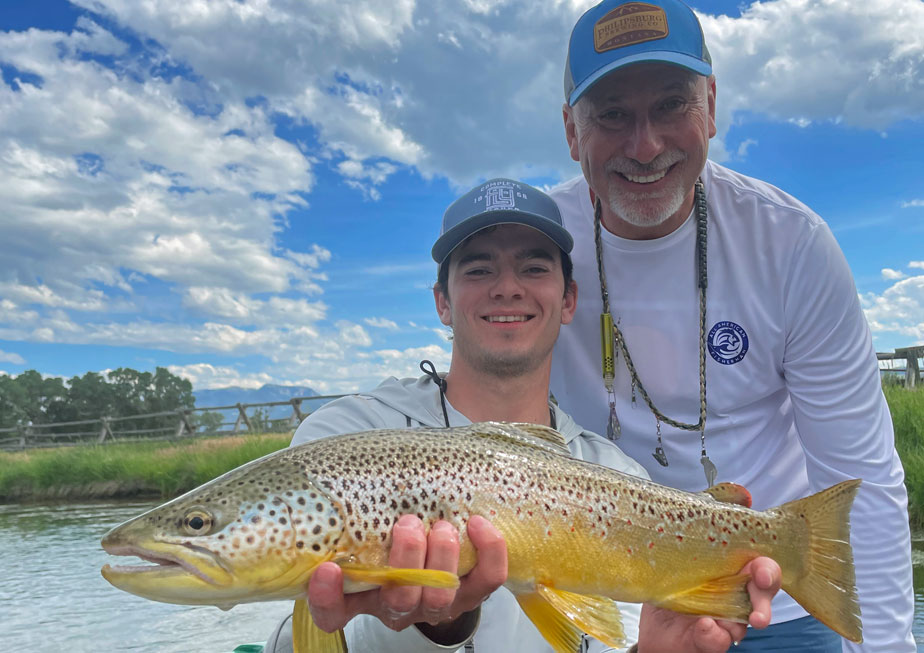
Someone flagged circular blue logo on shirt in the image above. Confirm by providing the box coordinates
[708,321,749,365]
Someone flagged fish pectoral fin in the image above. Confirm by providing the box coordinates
[537,585,625,648]
[700,482,753,508]
[515,588,585,653]
[339,563,460,589]
[656,572,752,622]
[292,598,347,653]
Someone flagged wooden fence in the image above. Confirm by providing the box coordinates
[878,346,923,389]
[0,394,346,452]
[1,346,921,452]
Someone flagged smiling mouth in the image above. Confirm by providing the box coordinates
[484,315,532,323]
[616,162,676,185]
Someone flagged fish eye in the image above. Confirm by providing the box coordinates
[183,510,213,535]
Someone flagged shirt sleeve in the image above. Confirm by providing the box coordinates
[781,222,914,652]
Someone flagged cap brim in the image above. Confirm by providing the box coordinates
[431,212,574,264]
[568,51,713,105]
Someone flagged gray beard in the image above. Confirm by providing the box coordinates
[604,152,687,228]
[606,182,687,228]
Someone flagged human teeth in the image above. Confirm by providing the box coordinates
[624,169,668,184]
[487,315,527,323]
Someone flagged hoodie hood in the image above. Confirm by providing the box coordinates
[361,373,587,444]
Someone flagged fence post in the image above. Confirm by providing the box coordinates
[17,424,26,450]
[233,403,252,434]
[289,398,305,426]
[97,417,113,443]
[175,410,195,437]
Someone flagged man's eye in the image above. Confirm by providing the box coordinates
[525,266,550,274]
[465,268,490,276]
[600,110,626,121]
[660,98,686,112]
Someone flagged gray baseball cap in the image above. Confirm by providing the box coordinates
[431,178,573,264]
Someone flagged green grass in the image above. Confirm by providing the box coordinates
[885,385,924,528]
[0,433,292,501]
[3,388,924,524]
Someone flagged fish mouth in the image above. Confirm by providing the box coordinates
[100,536,237,606]
[101,543,226,586]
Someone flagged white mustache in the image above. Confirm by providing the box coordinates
[605,151,686,177]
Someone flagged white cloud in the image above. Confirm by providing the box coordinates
[703,0,924,150]
[882,268,907,280]
[902,199,924,208]
[167,363,275,390]
[735,138,758,158]
[861,270,924,340]
[364,317,399,330]
[336,320,372,347]
[0,349,25,365]
[911,261,924,270]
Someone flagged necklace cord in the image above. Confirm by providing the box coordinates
[593,181,708,434]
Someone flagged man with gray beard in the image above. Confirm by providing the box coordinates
[548,0,914,651]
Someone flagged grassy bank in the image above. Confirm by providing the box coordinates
[0,433,291,502]
[2,387,924,523]
[886,385,924,528]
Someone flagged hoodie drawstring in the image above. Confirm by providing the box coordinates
[419,360,451,427]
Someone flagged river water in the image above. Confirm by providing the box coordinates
[1,500,923,651]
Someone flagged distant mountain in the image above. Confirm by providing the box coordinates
[194,384,335,421]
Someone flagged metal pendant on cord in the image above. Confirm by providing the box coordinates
[594,179,717,486]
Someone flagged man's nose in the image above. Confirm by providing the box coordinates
[625,116,663,164]
[490,268,524,299]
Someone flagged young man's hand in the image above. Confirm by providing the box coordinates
[306,514,507,635]
[637,556,782,652]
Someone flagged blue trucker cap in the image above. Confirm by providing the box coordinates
[564,0,712,106]
[431,178,573,264]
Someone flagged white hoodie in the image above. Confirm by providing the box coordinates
[275,373,649,653]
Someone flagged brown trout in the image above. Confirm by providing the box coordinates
[101,422,862,652]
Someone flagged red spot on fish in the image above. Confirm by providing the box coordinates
[626,518,632,525]
[648,542,654,549]
[676,535,684,542]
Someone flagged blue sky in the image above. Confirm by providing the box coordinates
[0,0,922,394]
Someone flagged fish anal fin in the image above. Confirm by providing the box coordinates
[537,584,625,648]
[700,483,752,508]
[339,563,460,590]
[656,572,752,623]
[293,598,347,653]
[515,590,585,653]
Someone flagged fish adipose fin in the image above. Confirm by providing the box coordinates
[657,572,752,622]
[777,478,863,643]
[339,563,460,590]
[473,421,571,456]
[537,585,625,648]
[700,482,752,508]
[293,598,347,653]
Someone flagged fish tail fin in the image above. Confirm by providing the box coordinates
[293,598,347,653]
[778,478,863,643]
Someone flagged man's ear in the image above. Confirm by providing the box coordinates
[561,279,578,325]
[707,75,717,139]
[433,285,452,326]
[563,103,580,163]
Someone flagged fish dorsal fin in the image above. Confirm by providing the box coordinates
[537,585,625,648]
[700,483,752,508]
[470,421,571,457]
[293,598,347,653]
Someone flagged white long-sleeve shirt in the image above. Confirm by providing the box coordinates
[549,161,914,652]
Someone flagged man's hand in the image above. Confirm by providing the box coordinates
[307,514,508,633]
[637,556,782,652]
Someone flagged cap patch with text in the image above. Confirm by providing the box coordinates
[594,3,669,53]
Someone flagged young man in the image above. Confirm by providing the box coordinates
[264,178,780,652]
[549,1,914,651]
